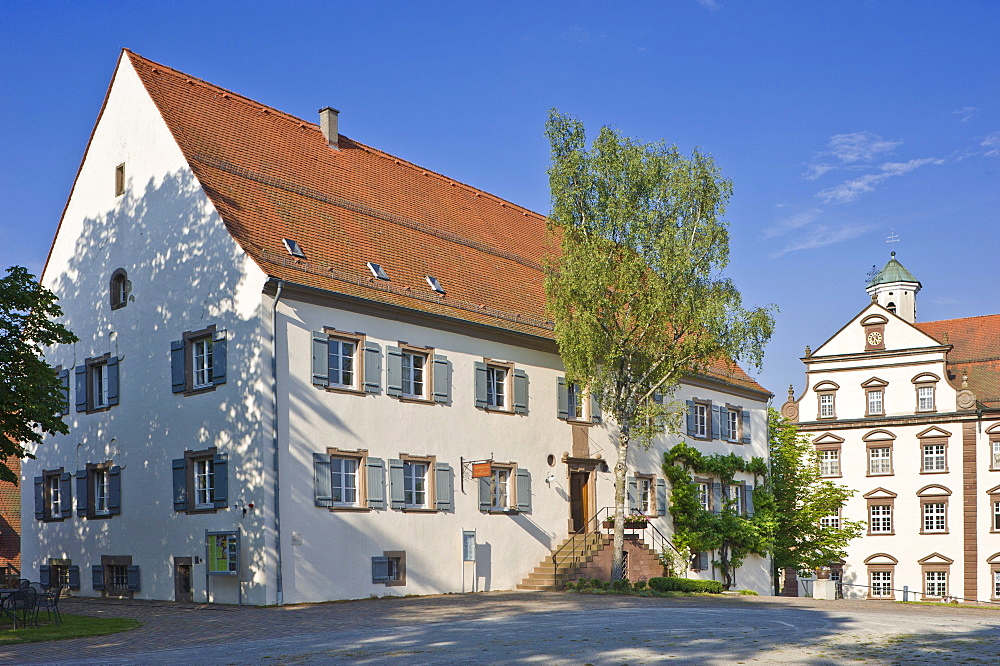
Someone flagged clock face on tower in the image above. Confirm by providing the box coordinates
[867,331,883,346]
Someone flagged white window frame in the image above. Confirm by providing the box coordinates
[818,393,835,418]
[868,447,892,475]
[992,499,999,531]
[867,389,883,416]
[638,477,652,515]
[194,457,215,509]
[870,570,893,598]
[567,382,584,420]
[486,366,506,409]
[490,467,511,510]
[331,456,359,507]
[819,449,840,477]
[922,443,946,472]
[94,468,110,516]
[403,461,428,508]
[693,403,708,438]
[991,440,1000,471]
[727,409,739,441]
[48,474,61,518]
[401,350,426,399]
[869,504,892,534]
[924,571,947,598]
[922,501,946,532]
[994,570,1000,600]
[698,482,710,511]
[92,362,109,408]
[328,337,358,389]
[729,484,743,515]
[192,337,213,389]
[820,513,840,529]
[917,385,935,412]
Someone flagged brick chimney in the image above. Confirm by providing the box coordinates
[319,107,340,149]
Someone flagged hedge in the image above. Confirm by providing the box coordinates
[647,577,723,594]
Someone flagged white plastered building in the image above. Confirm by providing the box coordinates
[25,50,773,604]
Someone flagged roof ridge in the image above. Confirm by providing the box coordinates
[917,313,1000,326]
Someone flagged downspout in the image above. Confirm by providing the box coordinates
[270,279,285,605]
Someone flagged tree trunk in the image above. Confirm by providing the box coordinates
[611,425,630,581]
[720,542,733,590]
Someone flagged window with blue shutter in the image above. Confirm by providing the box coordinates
[126,565,140,591]
[371,556,390,583]
[656,478,667,516]
[212,452,229,509]
[557,377,569,420]
[434,463,453,511]
[719,406,730,441]
[171,339,187,392]
[173,326,227,395]
[313,452,333,507]
[33,476,44,520]
[75,365,88,412]
[76,469,90,517]
[311,332,329,387]
[386,346,403,397]
[515,468,531,513]
[366,458,386,509]
[711,482,722,514]
[172,458,187,510]
[474,362,488,408]
[685,400,695,436]
[39,565,50,588]
[68,565,80,590]
[57,367,70,415]
[431,354,451,403]
[106,356,120,406]
[212,330,227,385]
[388,459,405,509]
[745,485,755,515]
[173,448,227,514]
[92,565,105,590]
[710,405,720,440]
[741,410,752,444]
[363,341,381,393]
[59,472,73,519]
[590,393,602,424]
[478,476,491,512]
[627,476,638,512]
[513,370,529,414]
[108,465,122,516]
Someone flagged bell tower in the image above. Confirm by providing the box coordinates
[865,252,921,323]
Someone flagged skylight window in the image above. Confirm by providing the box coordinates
[426,276,445,294]
[283,238,305,258]
[367,262,390,281]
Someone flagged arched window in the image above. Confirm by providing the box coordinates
[110,269,129,310]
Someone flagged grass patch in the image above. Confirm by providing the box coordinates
[0,614,141,645]
[894,601,1000,611]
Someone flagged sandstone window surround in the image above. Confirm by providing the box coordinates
[312,328,381,395]
[813,433,844,478]
[556,377,602,425]
[864,552,897,599]
[917,426,951,474]
[916,484,952,534]
[987,423,1000,471]
[912,373,940,413]
[864,488,897,536]
[387,342,451,404]
[814,380,839,420]
[861,377,888,417]
[988,552,1000,600]
[864,430,895,477]
[988,484,1000,533]
[918,552,953,600]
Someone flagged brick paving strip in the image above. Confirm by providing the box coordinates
[2,593,999,664]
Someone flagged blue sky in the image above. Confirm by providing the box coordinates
[2,1,998,398]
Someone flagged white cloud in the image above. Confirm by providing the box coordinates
[770,223,870,258]
[804,163,837,181]
[697,0,722,10]
[816,157,944,204]
[982,133,1000,157]
[952,106,979,123]
[826,131,901,164]
[762,208,822,239]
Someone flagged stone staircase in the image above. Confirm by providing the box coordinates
[517,532,665,590]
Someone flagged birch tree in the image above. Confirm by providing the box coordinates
[544,110,775,580]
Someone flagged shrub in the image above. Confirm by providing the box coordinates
[737,589,759,596]
[648,577,724,594]
[634,579,647,590]
[610,579,632,592]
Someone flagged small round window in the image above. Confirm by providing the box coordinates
[110,269,129,310]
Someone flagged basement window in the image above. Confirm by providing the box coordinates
[367,262,390,281]
[283,238,306,258]
[115,163,125,197]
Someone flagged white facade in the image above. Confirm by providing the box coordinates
[24,50,774,605]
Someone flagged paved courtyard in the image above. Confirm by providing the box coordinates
[3,592,999,665]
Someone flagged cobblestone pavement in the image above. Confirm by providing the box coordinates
[3,592,1000,665]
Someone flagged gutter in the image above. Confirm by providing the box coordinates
[270,278,285,605]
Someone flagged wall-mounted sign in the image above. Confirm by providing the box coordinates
[471,462,492,478]
[463,530,476,562]
[206,531,239,575]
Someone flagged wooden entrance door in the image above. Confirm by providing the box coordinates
[569,471,591,532]
[174,557,193,602]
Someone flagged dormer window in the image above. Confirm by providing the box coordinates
[426,276,445,294]
[283,238,305,258]
[367,262,389,281]
[110,269,129,310]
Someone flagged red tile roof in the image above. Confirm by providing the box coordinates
[916,314,1000,408]
[124,50,768,396]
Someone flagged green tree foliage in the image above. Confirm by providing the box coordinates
[662,442,773,590]
[544,110,776,580]
[768,409,863,587]
[0,266,77,483]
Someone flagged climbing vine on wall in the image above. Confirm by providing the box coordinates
[662,442,775,590]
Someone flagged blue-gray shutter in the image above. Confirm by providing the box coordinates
[434,462,452,511]
[34,476,44,519]
[39,565,50,587]
[388,458,405,509]
[68,566,80,590]
[557,377,569,420]
[366,457,386,509]
[745,485,755,516]
[513,370,528,414]
[515,468,531,513]
[76,469,90,517]
[741,410,752,444]
[109,465,122,515]
[212,452,229,508]
[126,565,140,591]
[313,453,333,507]
[106,356,120,406]
[386,345,403,397]
[710,404,720,440]
[627,476,638,512]
[699,552,709,571]
[172,458,187,511]
[372,556,389,583]
[685,400,695,436]
[171,340,186,393]
[92,565,105,590]
[711,482,722,515]
[311,332,329,387]
[212,330,227,385]
[590,393,602,424]
[719,407,730,441]
[59,472,73,519]
[431,354,450,403]
[58,368,70,415]
[474,362,488,408]
[363,341,381,393]
[479,476,491,511]
[75,365,88,412]
[656,478,667,516]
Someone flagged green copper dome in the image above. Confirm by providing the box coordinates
[867,252,920,288]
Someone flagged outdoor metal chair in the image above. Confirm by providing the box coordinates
[36,586,62,624]
[6,588,37,628]
[16,579,30,589]
[0,594,19,629]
